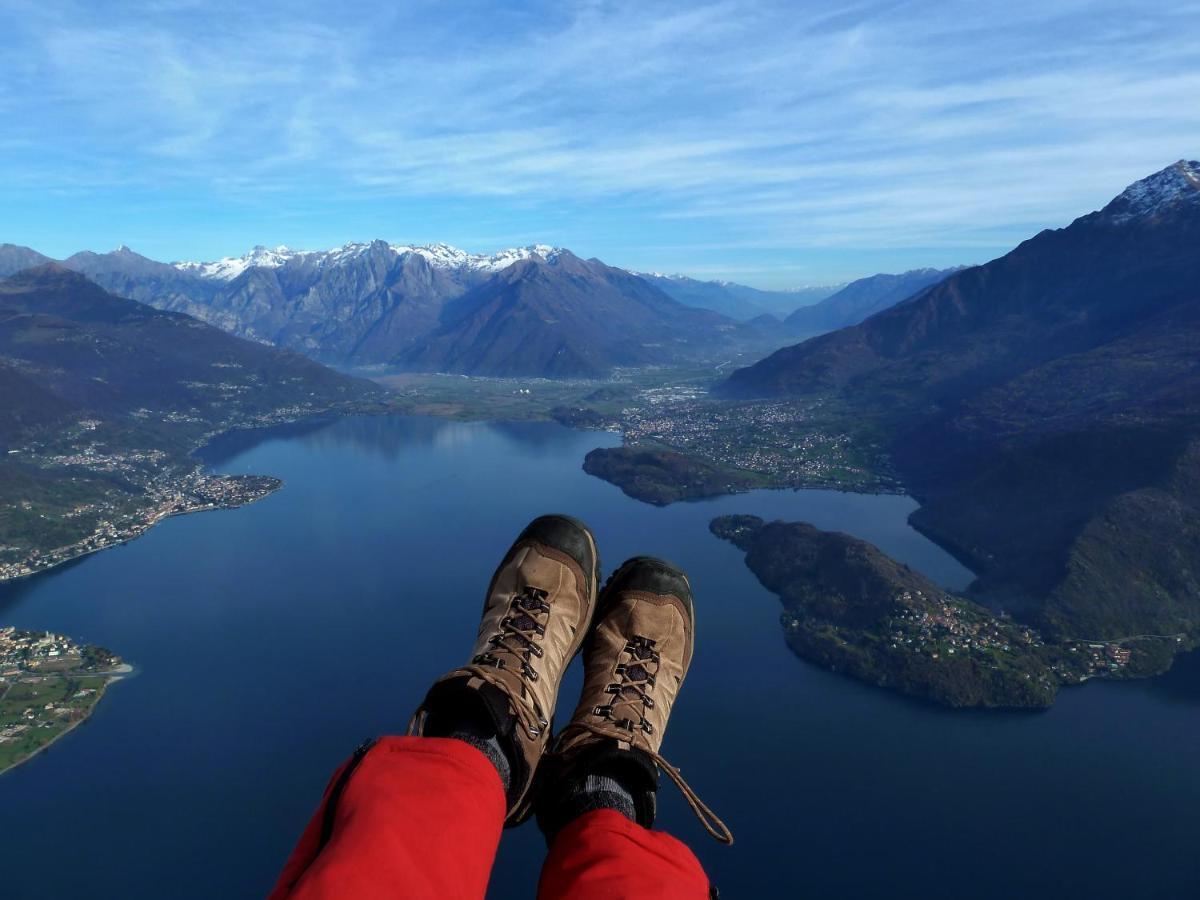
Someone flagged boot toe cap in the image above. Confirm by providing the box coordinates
[607,557,693,608]
[518,514,597,581]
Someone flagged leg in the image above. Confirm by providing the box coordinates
[538,809,711,900]
[271,515,602,899]
[535,557,731,900]
[269,736,506,900]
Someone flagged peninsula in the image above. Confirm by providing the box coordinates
[0,626,127,774]
[710,515,1167,709]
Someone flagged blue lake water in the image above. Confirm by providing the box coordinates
[1,415,1197,899]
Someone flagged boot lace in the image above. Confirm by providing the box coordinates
[586,634,734,845]
[468,585,552,738]
[593,635,660,734]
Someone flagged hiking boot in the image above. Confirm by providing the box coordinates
[410,514,600,825]
[540,556,733,844]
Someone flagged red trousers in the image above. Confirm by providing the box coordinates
[269,736,711,899]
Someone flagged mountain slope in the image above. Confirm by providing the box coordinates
[188,241,465,360]
[63,246,219,319]
[21,241,802,371]
[718,160,1200,657]
[724,161,1200,403]
[783,267,963,335]
[61,241,571,365]
[0,265,374,428]
[0,244,53,278]
[399,252,736,377]
[0,265,383,578]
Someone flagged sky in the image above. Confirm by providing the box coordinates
[2,0,1199,288]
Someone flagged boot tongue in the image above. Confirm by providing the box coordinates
[511,613,538,631]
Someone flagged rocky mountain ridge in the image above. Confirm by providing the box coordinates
[1,239,954,375]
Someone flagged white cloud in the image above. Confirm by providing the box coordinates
[1,0,1198,283]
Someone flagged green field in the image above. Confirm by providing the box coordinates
[0,675,109,773]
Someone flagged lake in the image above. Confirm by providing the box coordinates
[1,415,1197,899]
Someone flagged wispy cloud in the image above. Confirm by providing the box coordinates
[1,0,1197,285]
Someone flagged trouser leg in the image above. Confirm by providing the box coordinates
[537,808,712,900]
[269,736,506,900]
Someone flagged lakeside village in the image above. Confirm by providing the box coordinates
[0,466,280,582]
[785,589,1136,681]
[0,401,356,583]
[560,381,899,491]
[0,627,125,772]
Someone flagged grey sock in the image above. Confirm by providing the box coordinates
[577,773,637,821]
[450,728,512,793]
[423,701,514,793]
[537,768,643,843]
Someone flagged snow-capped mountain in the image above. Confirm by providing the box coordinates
[172,242,564,282]
[392,242,562,273]
[2,235,955,371]
[174,245,309,280]
[1099,159,1200,224]
[47,239,739,371]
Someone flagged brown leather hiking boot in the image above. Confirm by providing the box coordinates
[542,556,733,844]
[410,514,600,825]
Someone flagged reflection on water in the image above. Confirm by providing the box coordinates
[200,414,598,469]
[196,415,343,466]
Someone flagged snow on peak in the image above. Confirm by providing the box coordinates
[470,244,562,271]
[174,241,566,280]
[392,242,562,271]
[1104,159,1200,223]
[174,244,309,280]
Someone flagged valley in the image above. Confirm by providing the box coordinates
[1,161,1198,714]
[5,4,1198,896]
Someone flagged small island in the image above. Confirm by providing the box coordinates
[711,515,1147,709]
[0,627,127,774]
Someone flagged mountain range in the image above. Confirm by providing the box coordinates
[0,241,956,378]
[720,159,1200,655]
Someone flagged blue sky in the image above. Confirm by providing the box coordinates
[2,0,1198,287]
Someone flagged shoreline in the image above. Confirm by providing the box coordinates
[0,485,281,586]
[1,402,384,588]
[0,666,129,777]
